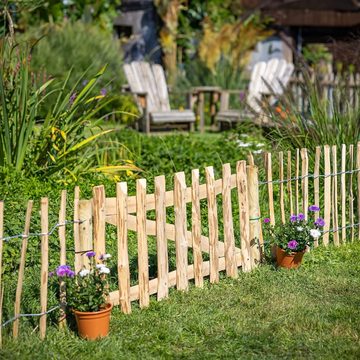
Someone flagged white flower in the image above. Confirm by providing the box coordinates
[96,264,106,269]
[103,253,111,260]
[253,149,263,154]
[236,140,251,147]
[296,226,303,231]
[79,269,90,277]
[310,229,321,239]
[256,143,265,148]
[99,266,110,274]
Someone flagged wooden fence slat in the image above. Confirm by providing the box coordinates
[73,186,81,273]
[155,176,169,299]
[191,169,203,287]
[323,145,331,246]
[78,200,93,269]
[357,142,360,240]
[266,153,275,226]
[279,152,285,224]
[0,201,3,347]
[314,146,321,247]
[116,182,131,314]
[236,161,252,270]
[40,198,49,339]
[93,185,106,259]
[295,149,300,214]
[332,146,340,246]
[222,164,238,278]
[58,190,67,328]
[137,179,150,307]
[287,151,293,216]
[301,148,309,220]
[341,144,346,243]
[349,144,355,242]
[205,166,219,283]
[13,200,33,339]
[174,172,189,290]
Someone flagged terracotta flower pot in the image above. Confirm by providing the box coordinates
[276,246,305,269]
[73,303,113,340]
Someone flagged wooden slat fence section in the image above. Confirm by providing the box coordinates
[314,147,321,247]
[349,145,355,242]
[78,200,93,269]
[279,152,285,224]
[301,148,309,220]
[287,151,293,216]
[323,145,331,246]
[332,146,340,246]
[93,185,106,259]
[341,145,346,244]
[73,186,81,273]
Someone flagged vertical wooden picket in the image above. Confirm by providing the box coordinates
[301,148,309,220]
[287,151,293,216]
[78,200,93,269]
[349,145,355,242]
[116,182,131,314]
[40,198,49,339]
[279,152,285,224]
[136,179,150,307]
[174,172,188,290]
[236,161,251,270]
[332,146,340,246]
[191,169,203,287]
[73,186,81,273]
[266,153,275,226]
[93,185,106,259]
[205,166,219,283]
[247,165,262,265]
[314,146,321,247]
[13,200,33,339]
[58,190,67,328]
[155,175,169,299]
[323,145,331,246]
[222,164,237,277]
[295,149,300,214]
[0,201,3,347]
[341,144,346,243]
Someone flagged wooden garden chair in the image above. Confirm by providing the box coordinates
[215,59,294,129]
[123,61,196,133]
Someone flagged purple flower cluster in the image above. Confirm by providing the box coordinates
[315,217,325,227]
[263,218,270,224]
[56,265,75,278]
[86,251,96,258]
[290,213,305,222]
[287,240,298,250]
[309,205,320,212]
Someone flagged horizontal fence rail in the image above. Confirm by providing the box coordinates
[0,142,360,342]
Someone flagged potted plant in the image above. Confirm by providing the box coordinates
[53,251,113,340]
[263,205,325,269]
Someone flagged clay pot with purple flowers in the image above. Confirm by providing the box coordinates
[263,206,325,269]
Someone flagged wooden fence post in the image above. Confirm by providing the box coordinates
[222,163,237,278]
[295,149,300,214]
[279,152,285,224]
[191,169,203,287]
[73,186,81,273]
[332,146,339,246]
[236,161,251,271]
[155,175,169,299]
[314,146,321,247]
[40,198,49,340]
[137,179,150,307]
[174,172,189,290]
[341,144,346,243]
[116,182,131,314]
[349,145,354,242]
[78,200,93,269]
[247,165,262,266]
[205,167,219,283]
[93,185,106,259]
[287,151,293,216]
[13,200,33,339]
[266,153,275,226]
[323,145,331,246]
[301,148,309,220]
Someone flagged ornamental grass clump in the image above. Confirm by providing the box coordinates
[263,205,325,254]
[53,251,111,312]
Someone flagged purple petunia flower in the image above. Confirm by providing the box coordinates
[297,213,305,221]
[263,218,270,224]
[49,271,54,278]
[287,240,298,250]
[86,251,96,258]
[56,265,71,277]
[315,217,325,227]
[290,215,297,222]
[309,205,320,212]
[67,270,75,278]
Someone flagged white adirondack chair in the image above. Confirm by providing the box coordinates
[123,61,196,133]
[216,58,294,129]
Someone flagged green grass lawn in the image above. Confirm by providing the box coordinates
[1,243,360,359]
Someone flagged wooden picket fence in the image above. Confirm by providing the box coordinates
[1,142,360,341]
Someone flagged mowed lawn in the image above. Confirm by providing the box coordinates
[1,243,360,360]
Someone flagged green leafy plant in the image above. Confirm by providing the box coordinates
[52,251,111,312]
[263,206,325,254]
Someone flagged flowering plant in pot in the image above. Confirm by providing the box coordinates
[263,205,325,269]
[53,251,112,339]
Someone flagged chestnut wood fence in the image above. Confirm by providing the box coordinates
[1,142,360,342]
